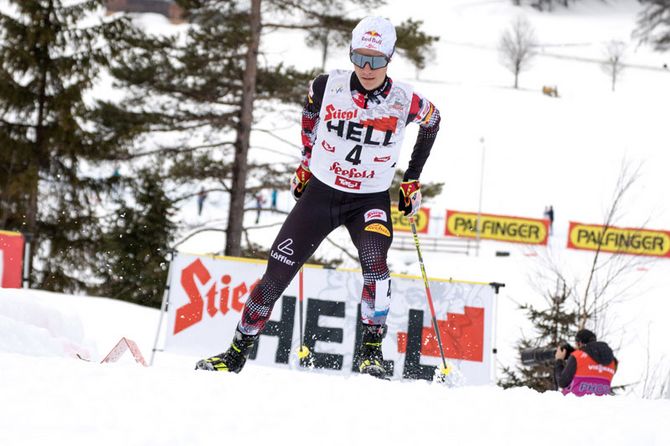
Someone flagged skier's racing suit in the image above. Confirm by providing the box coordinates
[239,71,441,335]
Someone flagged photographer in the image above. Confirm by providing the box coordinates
[554,329,618,396]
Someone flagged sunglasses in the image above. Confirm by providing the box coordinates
[350,51,390,70]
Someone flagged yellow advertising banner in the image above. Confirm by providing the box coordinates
[567,222,670,257]
[391,206,430,234]
[445,210,549,245]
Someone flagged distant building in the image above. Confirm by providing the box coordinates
[105,0,185,23]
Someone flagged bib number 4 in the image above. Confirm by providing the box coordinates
[345,145,362,165]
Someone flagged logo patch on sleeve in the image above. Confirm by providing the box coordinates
[364,209,387,222]
[365,223,391,237]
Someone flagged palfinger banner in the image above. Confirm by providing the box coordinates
[0,230,24,288]
[567,222,670,258]
[391,206,430,234]
[445,210,549,246]
[163,253,499,384]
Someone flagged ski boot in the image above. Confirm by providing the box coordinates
[195,328,258,373]
[357,324,388,379]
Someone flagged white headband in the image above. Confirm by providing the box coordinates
[351,16,396,58]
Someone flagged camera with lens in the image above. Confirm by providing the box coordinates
[520,343,575,366]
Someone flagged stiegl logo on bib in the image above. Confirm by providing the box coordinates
[324,104,359,122]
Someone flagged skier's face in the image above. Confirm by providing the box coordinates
[352,49,389,91]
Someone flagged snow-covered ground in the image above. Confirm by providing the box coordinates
[1,288,669,446]
[2,1,670,444]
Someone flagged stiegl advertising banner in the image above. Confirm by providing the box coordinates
[163,253,499,384]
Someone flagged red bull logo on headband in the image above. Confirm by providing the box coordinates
[352,17,396,57]
[362,30,383,48]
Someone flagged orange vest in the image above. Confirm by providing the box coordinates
[563,350,616,396]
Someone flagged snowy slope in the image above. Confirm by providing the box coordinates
[1,288,669,446]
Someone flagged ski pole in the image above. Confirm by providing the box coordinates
[409,215,452,379]
[297,267,311,362]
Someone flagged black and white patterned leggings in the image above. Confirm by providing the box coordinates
[239,178,394,335]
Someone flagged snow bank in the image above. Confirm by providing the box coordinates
[0,291,91,358]
[1,288,669,446]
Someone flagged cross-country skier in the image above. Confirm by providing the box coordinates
[196,16,441,378]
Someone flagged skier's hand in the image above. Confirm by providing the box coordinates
[290,163,312,201]
[398,180,421,216]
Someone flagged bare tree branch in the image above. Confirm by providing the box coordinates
[498,15,537,89]
[122,141,235,160]
[601,40,626,92]
[579,161,642,328]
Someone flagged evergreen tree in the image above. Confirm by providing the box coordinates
[100,0,311,258]
[635,0,670,51]
[102,0,439,259]
[97,168,176,307]
[0,0,127,291]
[499,280,577,392]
